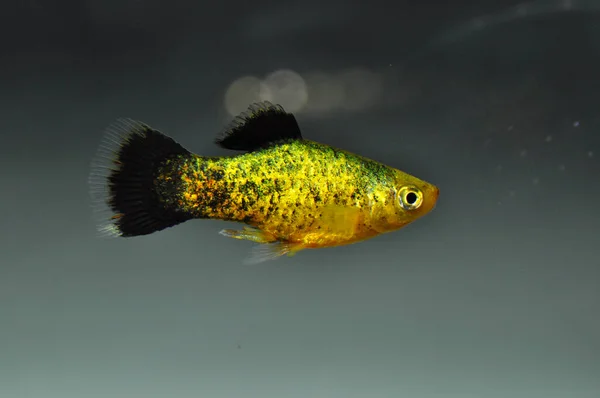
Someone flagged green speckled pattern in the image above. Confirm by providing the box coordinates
[153,139,438,248]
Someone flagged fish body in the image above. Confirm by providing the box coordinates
[89,102,439,263]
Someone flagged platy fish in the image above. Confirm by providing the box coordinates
[89,101,439,264]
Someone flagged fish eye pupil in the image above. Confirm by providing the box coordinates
[398,186,422,210]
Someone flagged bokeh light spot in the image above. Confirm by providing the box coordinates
[261,69,308,113]
[224,76,272,117]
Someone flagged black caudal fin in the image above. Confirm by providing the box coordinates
[215,101,303,152]
[89,119,193,237]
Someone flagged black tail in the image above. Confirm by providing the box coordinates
[89,119,193,237]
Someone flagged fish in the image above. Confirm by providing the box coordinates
[89,101,439,264]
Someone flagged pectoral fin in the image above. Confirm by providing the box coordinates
[317,204,363,239]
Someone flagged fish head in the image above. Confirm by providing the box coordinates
[371,171,439,232]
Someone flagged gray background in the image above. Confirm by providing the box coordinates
[2,0,599,397]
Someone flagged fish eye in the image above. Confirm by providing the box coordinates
[398,186,423,210]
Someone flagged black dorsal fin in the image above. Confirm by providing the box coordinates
[215,101,303,151]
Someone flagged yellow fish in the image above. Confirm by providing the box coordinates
[89,101,439,264]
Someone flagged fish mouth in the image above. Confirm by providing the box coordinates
[421,185,439,215]
[432,186,440,202]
